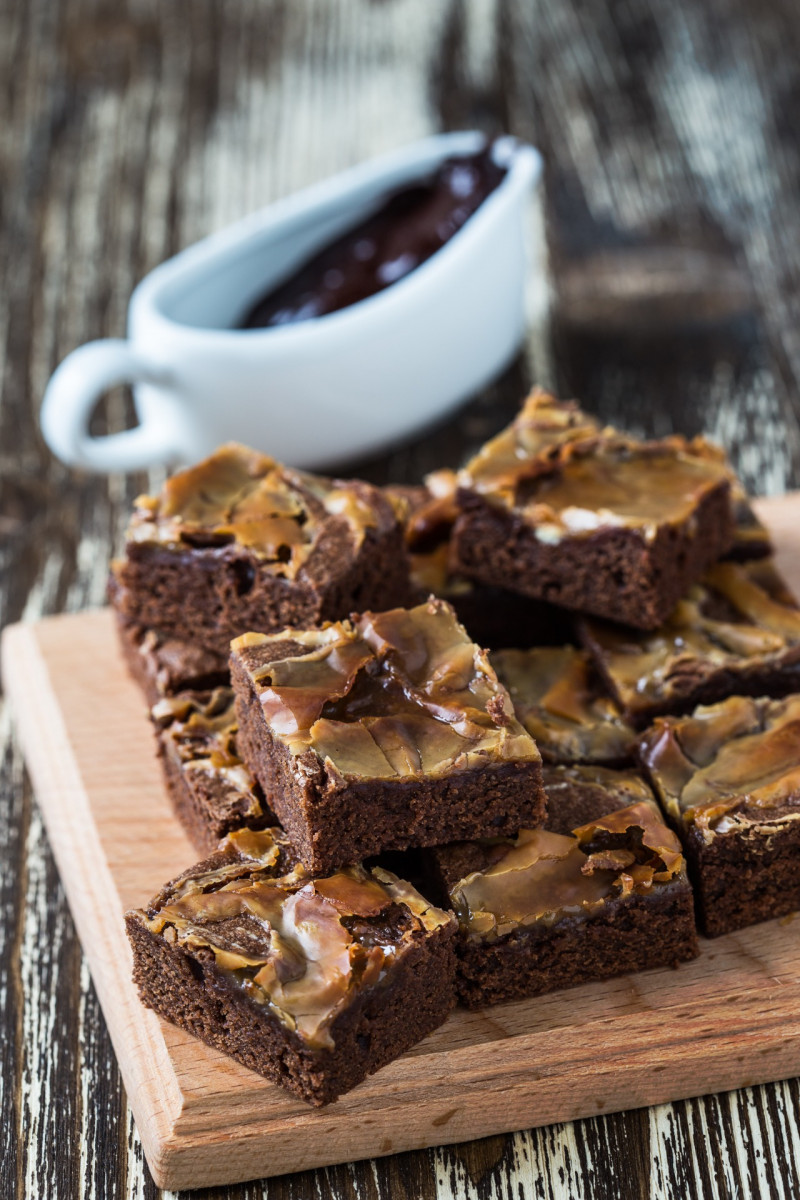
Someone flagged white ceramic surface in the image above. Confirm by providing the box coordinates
[40,132,542,472]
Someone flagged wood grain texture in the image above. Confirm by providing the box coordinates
[4,0,800,1196]
[5,493,800,1188]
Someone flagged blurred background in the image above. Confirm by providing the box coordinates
[3,1,800,1197]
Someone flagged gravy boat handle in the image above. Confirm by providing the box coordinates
[40,339,181,471]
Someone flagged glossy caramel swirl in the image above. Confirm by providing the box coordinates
[233,599,540,779]
[137,827,453,1049]
[583,559,800,715]
[126,442,381,575]
[457,391,731,544]
[458,391,602,502]
[640,694,800,841]
[152,688,263,823]
[491,645,635,764]
[448,793,683,941]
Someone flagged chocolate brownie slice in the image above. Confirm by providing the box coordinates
[111,443,412,655]
[125,826,456,1106]
[114,610,229,706]
[231,599,545,874]
[429,763,697,1008]
[491,645,636,766]
[639,694,800,936]
[450,391,733,630]
[580,558,800,728]
[152,688,274,853]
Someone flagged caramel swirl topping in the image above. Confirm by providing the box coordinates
[583,559,800,712]
[232,600,540,779]
[491,646,635,764]
[138,827,453,1049]
[458,390,602,502]
[449,796,683,941]
[126,442,379,575]
[152,688,263,821]
[641,694,800,840]
[457,391,730,542]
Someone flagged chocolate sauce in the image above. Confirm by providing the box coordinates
[240,146,505,328]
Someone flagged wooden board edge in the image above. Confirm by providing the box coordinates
[0,620,186,1178]
[167,965,800,1131]
[157,1026,800,1189]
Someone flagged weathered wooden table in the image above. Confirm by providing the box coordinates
[3,1,800,1196]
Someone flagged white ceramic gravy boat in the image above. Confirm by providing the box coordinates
[41,131,542,472]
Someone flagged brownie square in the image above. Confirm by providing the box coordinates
[125,826,456,1106]
[429,763,698,1008]
[115,610,229,707]
[491,645,636,766]
[231,599,545,874]
[580,558,800,728]
[639,694,800,936]
[450,391,733,630]
[111,443,413,655]
[152,687,274,853]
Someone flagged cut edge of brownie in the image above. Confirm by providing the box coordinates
[451,478,733,631]
[450,881,697,1009]
[113,607,230,706]
[679,815,800,937]
[154,718,273,855]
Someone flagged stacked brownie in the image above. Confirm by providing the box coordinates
[110,441,413,700]
[229,600,545,872]
[125,597,544,1103]
[443,390,800,947]
[117,390,800,1107]
[115,454,549,1103]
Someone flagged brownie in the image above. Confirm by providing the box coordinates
[450,391,734,630]
[152,687,274,853]
[429,763,697,1008]
[389,470,573,650]
[125,826,457,1106]
[639,694,800,936]
[111,443,413,656]
[114,609,229,706]
[231,598,546,874]
[580,558,800,728]
[490,645,636,766]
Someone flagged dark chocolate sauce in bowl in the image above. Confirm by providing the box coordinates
[240,145,506,329]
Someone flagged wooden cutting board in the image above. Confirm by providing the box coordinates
[4,494,800,1192]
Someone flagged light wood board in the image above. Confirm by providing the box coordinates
[4,493,800,1191]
